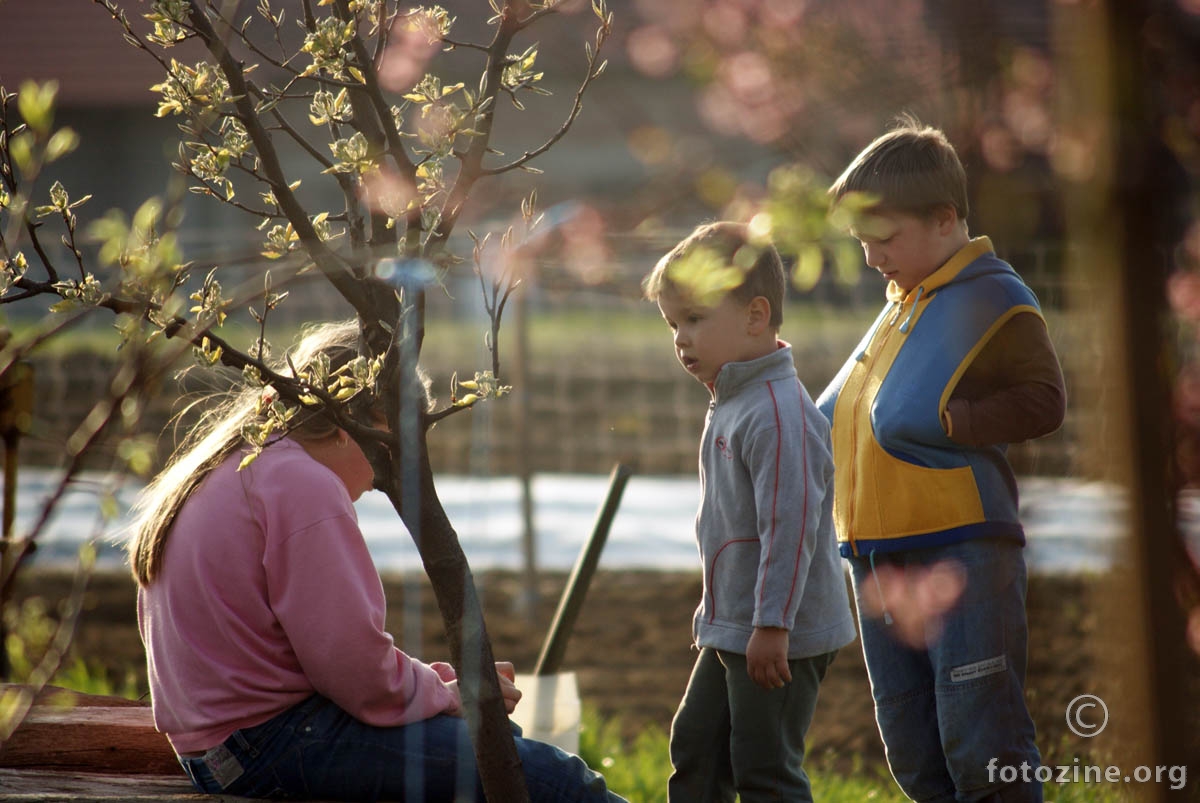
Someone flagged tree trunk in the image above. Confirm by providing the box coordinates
[1099,0,1199,788]
[378,435,530,802]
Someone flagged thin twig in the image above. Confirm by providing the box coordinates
[186,3,371,318]
[481,21,610,176]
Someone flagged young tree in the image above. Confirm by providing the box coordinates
[0,1,612,798]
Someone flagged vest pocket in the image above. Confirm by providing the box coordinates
[857,435,986,540]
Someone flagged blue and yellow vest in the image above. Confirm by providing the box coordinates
[815,238,1043,558]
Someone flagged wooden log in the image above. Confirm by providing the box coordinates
[0,687,336,800]
[0,685,181,776]
[1,706,182,776]
[0,768,204,801]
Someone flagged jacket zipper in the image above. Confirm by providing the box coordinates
[845,302,902,556]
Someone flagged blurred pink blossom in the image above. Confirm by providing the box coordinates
[722,51,775,105]
[1049,128,1098,180]
[761,0,807,28]
[1003,89,1052,151]
[558,203,612,285]
[1173,365,1200,425]
[981,124,1019,171]
[1010,48,1054,94]
[359,168,417,219]
[1182,220,1200,267]
[702,4,748,47]
[1168,269,1200,321]
[416,101,458,153]
[552,0,589,13]
[627,25,680,78]
[695,49,796,143]
[378,21,442,93]
[634,0,700,34]
[858,561,967,648]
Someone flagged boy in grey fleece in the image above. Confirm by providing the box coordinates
[644,222,857,802]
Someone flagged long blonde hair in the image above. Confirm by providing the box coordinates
[128,319,366,586]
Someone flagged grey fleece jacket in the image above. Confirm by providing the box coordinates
[693,343,857,659]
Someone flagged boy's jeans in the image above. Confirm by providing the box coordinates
[848,538,1042,803]
[178,693,625,802]
[668,647,838,803]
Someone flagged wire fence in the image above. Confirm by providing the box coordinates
[12,233,1087,478]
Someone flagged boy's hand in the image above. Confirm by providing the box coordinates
[746,627,791,689]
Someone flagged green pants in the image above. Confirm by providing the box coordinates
[668,647,837,803]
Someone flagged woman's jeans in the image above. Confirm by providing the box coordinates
[178,694,625,802]
[848,538,1042,803]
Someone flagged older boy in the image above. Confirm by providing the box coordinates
[644,222,856,803]
[817,119,1066,802]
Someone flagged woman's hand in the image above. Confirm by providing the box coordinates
[495,662,521,713]
[445,662,522,716]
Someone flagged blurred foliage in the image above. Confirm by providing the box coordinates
[578,706,671,803]
[2,594,140,700]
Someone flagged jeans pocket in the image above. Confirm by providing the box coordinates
[218,699,325,799]
[289,694,337,743]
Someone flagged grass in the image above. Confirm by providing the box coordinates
[578,708,1135,803]
[577,708,915,803]
[0,632,1141,803]
[0,300,877,364]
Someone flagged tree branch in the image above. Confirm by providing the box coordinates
[333,0,419,180]
[247,82,339,174]
[442,37,492,54]
[515,4,558,31]
[185,2,372,318]
[426,4,524,253]
[482,16,610,176]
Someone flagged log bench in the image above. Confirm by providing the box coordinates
[0,676,579,801]
[0,684,238,801]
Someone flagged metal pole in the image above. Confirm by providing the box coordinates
[513,284,538,616]
[534,463,632,676]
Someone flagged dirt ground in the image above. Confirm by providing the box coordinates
[5,567,1177,773]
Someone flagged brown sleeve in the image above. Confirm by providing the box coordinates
[943,311,1066,448]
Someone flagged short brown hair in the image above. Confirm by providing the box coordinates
[829,115,969,221]
[643,221,786,329]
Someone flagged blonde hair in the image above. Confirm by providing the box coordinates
[128,319,373,586]
[829,114,969,221]
[643,221,786,329]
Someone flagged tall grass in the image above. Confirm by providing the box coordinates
[578,707,1133,803]
[577,708,912,803]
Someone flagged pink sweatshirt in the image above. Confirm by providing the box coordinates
[137,437,458,754]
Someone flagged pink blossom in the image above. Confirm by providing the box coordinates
[857,561,967,648]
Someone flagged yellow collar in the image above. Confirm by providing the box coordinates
[885,236,994,303]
